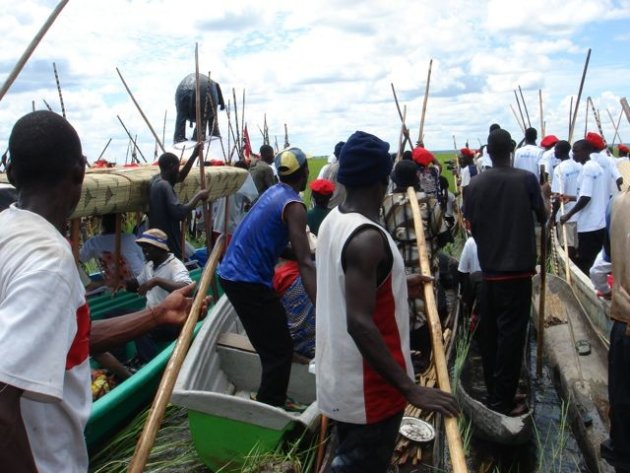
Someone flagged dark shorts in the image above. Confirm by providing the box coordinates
[331,410,404,473]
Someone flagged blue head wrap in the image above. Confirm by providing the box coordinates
[337,131,392,187]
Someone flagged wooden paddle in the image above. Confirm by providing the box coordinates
[417,59,433,145]
[620,97,630,125]
[0,0,70,102]
[568,48,591,143]
[558,176,572,285]
[518,85,532,128]
[127,235,225,473]
[390,83,414,151]
[52,62,66,118]
[406,187,468,473]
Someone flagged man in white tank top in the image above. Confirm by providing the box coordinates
[316,131,458,473]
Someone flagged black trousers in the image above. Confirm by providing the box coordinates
[577,228,605,275]
[478,277,531,412]
[219,277,293,407]
[331,410,404,473]
[606,321,630,470]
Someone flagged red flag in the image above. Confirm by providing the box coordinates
[243,124,252,160]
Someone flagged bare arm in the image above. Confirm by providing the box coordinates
[0,384,37,472]
[285,202,316,304]
[178,145,201,183]
[90,283,209,354]
[138,278,188,296]
[344,228,459,416]
[560,196,591,224]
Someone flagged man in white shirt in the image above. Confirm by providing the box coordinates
[539,135,560,183]
[586,132,623,196]
[560,139,609,275]
[0,111,206,473]
[514,128,543,178]
[550,140,582,261]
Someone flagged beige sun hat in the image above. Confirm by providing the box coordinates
[136,228,170,252]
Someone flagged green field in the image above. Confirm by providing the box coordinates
[305,151,459,207]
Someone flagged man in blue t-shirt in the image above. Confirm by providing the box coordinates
[217,148,316,408]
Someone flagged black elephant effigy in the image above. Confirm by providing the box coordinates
[174,73,225,143]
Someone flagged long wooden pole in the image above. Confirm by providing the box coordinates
[407,187,468,473]
[558,177,572,285]
[0,0,70,102]
[116,67,166,154]
[42,98,53,111]
[284,123,290,149]
[607,109,622,146]
[232,88,241,156]
[390,83,414,150]
[116,115,147,163]
[52,62,66,118]
[417,58,433,144]
[194,44,212,254]
[620,98,630,125]
[127,235,225,473]
[514,90,527,133]
[96,138,112,161]
[536,221,547,377]
[568,48,591,143]
[569,97,574,140]
[588,98,606,142]
[518,85,531,128]
[395,105,407,161]
[162,109,167,149]
[510,104,525,134]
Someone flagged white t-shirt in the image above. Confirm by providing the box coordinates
[137,254,192,308]
[591,151,622,196]
[458,237,481,273]
[539,148,559,183]
[551,159,582,223]
[514,144,543,177]
[480,147,492,169]
[0,205,91,473]
[213,174,259,234]
[575,160,609,232]
[80,233,145,277]
[460,165,471,187]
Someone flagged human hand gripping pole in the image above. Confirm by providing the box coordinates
[127,235,225,473]
[406,187,468,473]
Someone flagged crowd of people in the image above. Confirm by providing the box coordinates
[1,108,629,473]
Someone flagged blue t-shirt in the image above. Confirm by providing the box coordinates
[218,183,303,286]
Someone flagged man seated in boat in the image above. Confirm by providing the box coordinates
[464,128,546,416]
[217,147,316,409]
[0,111,209,473]
[316,131,458,473]
[148,145,210,260]
[80,213,146,288]
[125,228,193,361]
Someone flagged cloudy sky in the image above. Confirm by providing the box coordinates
[1,0,629,163]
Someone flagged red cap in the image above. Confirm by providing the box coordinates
[412,147,435,166]
[540,135,559,148]
[585,132,606,151]
[460,148,475,158]
[207,159,225,166]
[618,144,629,154]
[309,178,335,195]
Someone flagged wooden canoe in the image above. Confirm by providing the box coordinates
[85,267,215,453]
[532,273,614,473]
[0,165,248,218]
[171,294,319,473]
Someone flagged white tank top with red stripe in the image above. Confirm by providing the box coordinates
[315,207,413,424]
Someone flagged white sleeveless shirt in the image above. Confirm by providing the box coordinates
[315,207,413,424]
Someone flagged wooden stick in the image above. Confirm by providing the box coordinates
[569,97,574,140]
[538,89,544,136]
[607,109,622,146]
[514,90,527,133]
[557,176,572,285]
[510,104,525,134]
[284,123,290,149]
[232,88,241,156]
[390,83,414,150]
[114,214,122,289]
[536,221,547,377]
[417,58,433,144]
[116,115,147,163]
[0,0,70,102]
[587,98,606,142]
[241,89,246,142]
[315,415,329,472]
[584,100,589,137]
[406,187,468,473]
[395,105,407,161]
[52,62,66,118]
[31,100,35,112]
[621,98,630,126]
[97,138,112,161]
[568,48,591,143]
[116,67,165,154]
[510,104,525,133]
[194,44,212,254]
[615,109,624,144]
[127,235,225,473]
[518,85,531,128]
[42,98,53,111]
[162,109,167,149]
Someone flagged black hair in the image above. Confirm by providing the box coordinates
[554,140,571,157]
[573,139,593,153]
[489,123,501,132]
[158,152,179,171]
[487,129,513,161]
[101,213,117,233]
[8,111,82,188]
[313,192,331,207]
[525,127,537,142]
[234,159,249,169]
[260,144,274,155]
[278,162,308,184]
[402,150,412,161]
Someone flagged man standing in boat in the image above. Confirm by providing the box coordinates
[149,146,210,260]
[218,148,316,409]
[464,128,546,416]
[316,131,459,472]
[0,111,208,473]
